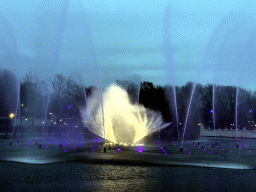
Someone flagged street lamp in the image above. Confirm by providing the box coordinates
[9,113,15,119]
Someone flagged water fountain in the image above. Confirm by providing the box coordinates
[164,3,179,140]
[81,84,171,145]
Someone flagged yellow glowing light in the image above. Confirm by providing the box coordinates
[54,122,56,124]
[9,113,15,118]
[198,123,201,125]
[21,104,24,106]
[81,85,171,144]
[60,119,62,121]
[42,122,44,124]
[179,123,182,125]
[25,119,27,121]
[49,113,52,115]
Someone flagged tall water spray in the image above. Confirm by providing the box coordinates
[236,86,239,141]
[164,3,179,139]
[181,83,196,147]
[75,1,106,139]
[12,78,20,139]
[35,0,69,137]
[213,83,216,140]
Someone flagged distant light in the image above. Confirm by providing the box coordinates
[249,110,252,113]
[42,122,44,124]
[210,110,213,113]
[68,106,71,109]
[49,113,52,115]
[25,119,27,121]
[21,104,24,106]
[9,113,15,119]
[60,119,62,122]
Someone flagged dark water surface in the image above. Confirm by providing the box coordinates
[1,162,256,191]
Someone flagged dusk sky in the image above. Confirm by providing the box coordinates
[0,0,256,90]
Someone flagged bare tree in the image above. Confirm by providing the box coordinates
[51,74,70,125]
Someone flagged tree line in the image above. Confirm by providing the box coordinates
[1,69,256,139]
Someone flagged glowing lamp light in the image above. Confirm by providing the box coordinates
[68,106,71,109]
[210,110,213,113]
[9,113,15,118]
[138,146,143,153]
[249,110,252,113]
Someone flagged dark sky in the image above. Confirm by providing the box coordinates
[0,0,256,90]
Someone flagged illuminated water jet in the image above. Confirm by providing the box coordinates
[81,84,171,144]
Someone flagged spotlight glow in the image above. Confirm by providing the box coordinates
[81,85,170,144]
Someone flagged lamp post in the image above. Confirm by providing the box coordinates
[9,113,15,139]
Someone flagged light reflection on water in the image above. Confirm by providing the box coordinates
[2,162,256,191]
